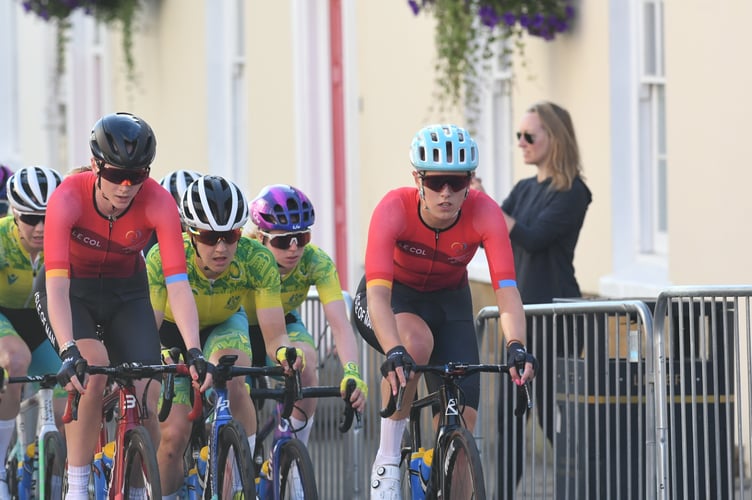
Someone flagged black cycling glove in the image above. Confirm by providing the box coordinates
[187,348,210,382]
[380,345,414,378]
[57,344,87,388]
[507,341,539,376]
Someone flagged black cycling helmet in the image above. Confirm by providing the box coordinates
[180,175,249,231]
[90,112,156,169]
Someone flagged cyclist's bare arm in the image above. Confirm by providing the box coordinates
[46,276,86,394]
[495,286,534,384]
[165,280,211,390]
[258,306,303,372]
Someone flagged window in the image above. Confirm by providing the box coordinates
[638,0,667,255]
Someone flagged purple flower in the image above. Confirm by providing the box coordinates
[519,14,529,27]
[408,0,421,15]
[478,5,500,28]
[502,11,516,27]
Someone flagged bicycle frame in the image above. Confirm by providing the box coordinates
[252,380,358,500]
[3,372,61,500]
[404,378,465,498]
[205,371,234,496]
[64,363,194,500]
[383,362,531,500]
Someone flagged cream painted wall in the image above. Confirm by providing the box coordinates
[664,1,752,284]
[353,2,462,270]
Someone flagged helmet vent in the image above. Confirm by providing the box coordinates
[445,142,453,164]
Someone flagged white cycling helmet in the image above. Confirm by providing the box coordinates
[6,166,63,214]
[159,170,202,206]
[180,175,249,231]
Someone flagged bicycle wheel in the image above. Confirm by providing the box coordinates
[122,426,162,498]
[277,438,317,500]
[41,431,66,500]
[441,428,486,500]
[215,420,255,499]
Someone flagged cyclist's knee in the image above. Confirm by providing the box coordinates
[159,415,190,453]
[0,336,31,372]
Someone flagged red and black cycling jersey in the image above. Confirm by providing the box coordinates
[365,187,517,292]
[44,171,187,281]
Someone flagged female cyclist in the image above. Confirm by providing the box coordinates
[352,124,537,499]
[34,112,209,500]
[247,184,367,448]
[0,166,63,498]
[148,175,302,499]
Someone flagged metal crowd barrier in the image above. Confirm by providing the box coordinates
[297,286,752,499]
[477,288,752,500]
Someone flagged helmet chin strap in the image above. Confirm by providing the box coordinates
[190,236,211,272]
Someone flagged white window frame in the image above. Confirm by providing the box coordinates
[468,36,515,284]
[638,0,667,256]
[205,0,247,183]
[600,0,670,298]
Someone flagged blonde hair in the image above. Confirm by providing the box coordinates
[529,101,583,191]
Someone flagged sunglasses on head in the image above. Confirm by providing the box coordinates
[260,230,312,250]
[419,174,472,193]
[98,163,151,186]
[189,228,242,246]
[516,131,535,145]
[18,213,45,226]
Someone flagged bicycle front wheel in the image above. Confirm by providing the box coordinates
[277,438,317,500]
[216,420,255,499]
[122,426,162,498]
[40,431,66,500]
[442,428,486,500]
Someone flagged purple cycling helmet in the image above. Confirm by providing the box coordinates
[250,184,315,231]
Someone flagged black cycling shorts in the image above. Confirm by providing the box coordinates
[352,275,481,410]
[34,268,161,367]
[0,306,49,351]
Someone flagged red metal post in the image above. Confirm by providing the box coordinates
[329,0,348,287]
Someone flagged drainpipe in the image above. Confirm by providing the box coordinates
[329,0,348,287]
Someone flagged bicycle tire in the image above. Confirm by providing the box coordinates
[441,428,486,500]
[41,431,66,500]
[278,438,318,500]
[215,419,255,499]
[122,426,162,498]
[6,454,19,498]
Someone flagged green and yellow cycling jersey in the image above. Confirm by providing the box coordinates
[147,235,282,329]
[244,243,343,326]
[0,215,43,309]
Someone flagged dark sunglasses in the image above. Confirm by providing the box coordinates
[260,230,312,250]
[18,213,45,226]
[98,164,150,186]
[516,131,535,145]
[419,174,472,192]
[189,228,242,246]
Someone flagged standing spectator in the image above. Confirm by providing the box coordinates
[353,124,536,499]
[499,100,592,497]
[34,112,209,500]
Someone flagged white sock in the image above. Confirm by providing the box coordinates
[247,433,256,457]
[0,419,15,463]
[162,494,179,500]
[375,417,408,465]
[290,416,314,446]
[65,464,90,498]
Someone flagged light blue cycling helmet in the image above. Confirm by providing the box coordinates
[409,124,478,171]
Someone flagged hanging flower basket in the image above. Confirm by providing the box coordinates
[20,0,141,83]
[408,0,575,111]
